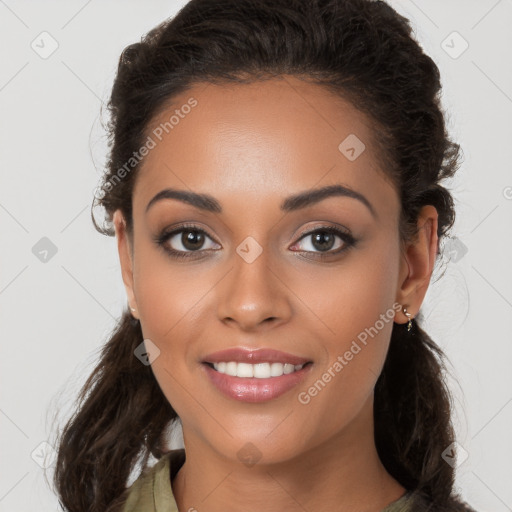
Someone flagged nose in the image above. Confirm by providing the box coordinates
[216,248,293,332]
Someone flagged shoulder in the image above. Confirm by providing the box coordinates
[121,449,185,512]
[121,454,171,512]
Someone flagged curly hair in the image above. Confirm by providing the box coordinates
[51,1,468,511]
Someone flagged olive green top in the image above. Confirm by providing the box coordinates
[121,449,421,512]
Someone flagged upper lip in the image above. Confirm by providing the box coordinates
[202,348,311,365]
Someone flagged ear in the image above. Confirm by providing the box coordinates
[395,205,438,325]
[113,210,139,319]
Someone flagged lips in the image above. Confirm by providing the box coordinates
[202,347,311,365]
[201,347,313,402]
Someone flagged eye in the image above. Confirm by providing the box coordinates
[155,223,356,261]
[155,224,220,259]
[289,225,356,257]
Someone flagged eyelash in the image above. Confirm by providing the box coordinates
[154,223,357,261]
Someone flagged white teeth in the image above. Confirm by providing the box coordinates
[254,363,271,378]
[211,361,306,378]
[225,361,237,376]
[283,363,295,374]
[270,362,284,377]
[236,362,253,378]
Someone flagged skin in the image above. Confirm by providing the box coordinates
[113,76,438,512]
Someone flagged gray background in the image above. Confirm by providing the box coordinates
[1,0,511,510]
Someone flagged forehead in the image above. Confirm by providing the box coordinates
[133,76,398,222]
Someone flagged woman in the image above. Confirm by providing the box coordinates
[53,0,476,510]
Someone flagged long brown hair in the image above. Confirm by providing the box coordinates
[51,1,465,510]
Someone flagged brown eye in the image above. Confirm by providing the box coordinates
[156,224,221,259]
[290,226,355,255]
[180,230,206,251]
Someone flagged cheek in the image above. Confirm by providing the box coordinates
[133,241,210,344]
[131,243,220,403]
[293,306,396,447]
[291,230,400,343]
[132,254,207,420]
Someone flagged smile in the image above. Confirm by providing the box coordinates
[202,361,313,402]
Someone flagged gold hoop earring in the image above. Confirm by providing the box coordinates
[402,306,413,332]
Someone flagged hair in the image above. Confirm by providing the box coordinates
[52,0,468,511]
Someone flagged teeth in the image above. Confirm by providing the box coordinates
[211,361,306,378]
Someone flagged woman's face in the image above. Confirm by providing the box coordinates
[115,77,411,465]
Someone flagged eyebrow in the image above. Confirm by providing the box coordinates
[145,184,376,218]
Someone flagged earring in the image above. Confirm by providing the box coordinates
[129,306,140,324]
[402,306,413,332]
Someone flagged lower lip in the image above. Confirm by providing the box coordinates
[202,363,312,403]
